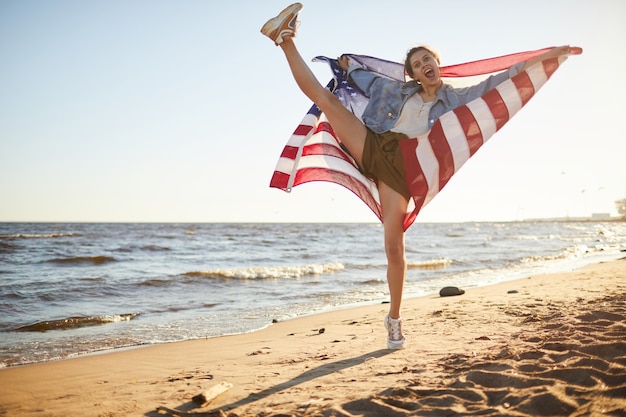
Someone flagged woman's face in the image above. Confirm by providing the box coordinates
[408,50,440,86]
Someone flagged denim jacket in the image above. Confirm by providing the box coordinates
[347,62,524,134]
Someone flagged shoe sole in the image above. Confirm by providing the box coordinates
[260,3,303,43]
[387,339,406,349]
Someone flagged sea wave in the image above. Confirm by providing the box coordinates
[184,262,345,280]
[407,257,453,270]
[520,244,590,264]
[0,241,17,253]
[12,313,140,332]
[47,256,117,265]
[0,233,76,239]
[139,278,174,287]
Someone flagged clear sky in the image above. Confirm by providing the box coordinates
[1,0,624,223]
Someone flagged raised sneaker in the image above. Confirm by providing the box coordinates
[260,3,303,45]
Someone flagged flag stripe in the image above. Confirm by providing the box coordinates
[415,136,441,208]
[454,105,484,156]
[482,88,509,132]
[439,111,470,180]
[466,98,497,146]
[292,167,382,219]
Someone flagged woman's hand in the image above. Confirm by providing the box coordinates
[338,55,350,72]
[522,45,579,71]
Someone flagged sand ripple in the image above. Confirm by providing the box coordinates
[325,294,626,417]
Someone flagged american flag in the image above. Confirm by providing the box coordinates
[270,47,581,229]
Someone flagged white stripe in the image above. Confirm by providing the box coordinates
[466,98,496,144]
[414,136,440,206]
[274,156,295,176]
[283,113,318,147]
[496,79,522,119]
[284,132,310,148]
[306,130,341,146]
[405,196,416,214]
[287,126,316,190]
[438,111,470,173]
[526,62,548,91]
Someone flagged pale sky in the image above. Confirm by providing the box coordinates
[1,0,624,223]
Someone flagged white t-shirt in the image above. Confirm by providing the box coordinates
[390,94,434,139]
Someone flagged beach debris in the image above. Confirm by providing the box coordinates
[307,328,325,336]
[156,383,233,415]
[247,347,271,356]
[508,290,519,294]
[439,286,465,297]
[156,405,228,416]
[192,382,234,405]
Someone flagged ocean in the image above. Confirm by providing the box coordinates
[1,221,625,367]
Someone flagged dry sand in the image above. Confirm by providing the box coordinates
[1,258,625,417]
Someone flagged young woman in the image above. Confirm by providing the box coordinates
[261,2,572,349]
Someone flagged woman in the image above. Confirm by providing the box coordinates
[261,2,572,350]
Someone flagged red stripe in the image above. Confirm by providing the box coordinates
[280,145,299,160]
[511,71,535,106]
[269,171,290,190]
[454,105,483,156]
[403,210,418,231]
[542,57,560,79]
[427,122,455,190]
[440,48,553,77]
[294,124,314,136]
[315,121,336,137]
[482,88,509,131]
[398,138,428,211]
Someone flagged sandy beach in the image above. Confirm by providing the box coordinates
[1,258,624,417]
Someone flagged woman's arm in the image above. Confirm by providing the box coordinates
[446,45,575,109]
[338,55,389,98]
[521,45,572,71]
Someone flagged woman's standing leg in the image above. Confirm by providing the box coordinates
[378,181,408,349]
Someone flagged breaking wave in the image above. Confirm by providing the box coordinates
[13,313,140,332]
[0,233,76,239]
[520,244,591,264]
[408,257,453,270]
[185,262,345,280]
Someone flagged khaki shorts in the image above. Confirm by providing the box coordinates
[361,129,411,201]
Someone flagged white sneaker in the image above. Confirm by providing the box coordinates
[260,3,303,45]
[384,314,406,349]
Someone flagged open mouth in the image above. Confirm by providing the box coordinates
[424,67,436,80]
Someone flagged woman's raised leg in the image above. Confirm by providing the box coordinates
[261,3,368,166]
[278,38,367,167]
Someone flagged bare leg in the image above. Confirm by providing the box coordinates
[378,181,408,319]
[279,37,367,167]
[280,38,408,319]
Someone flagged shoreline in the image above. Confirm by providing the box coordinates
[1,258,624,416]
